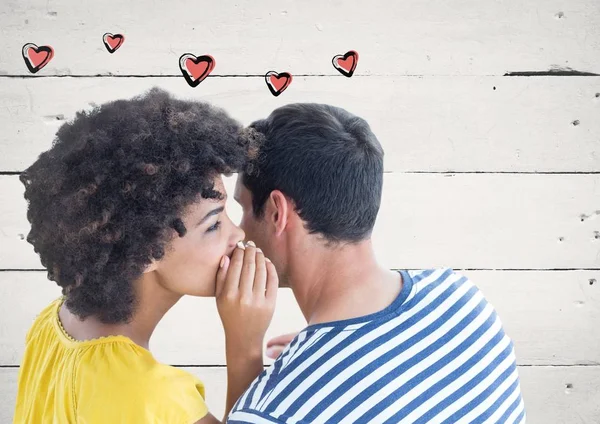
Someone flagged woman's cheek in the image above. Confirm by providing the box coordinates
[203,232,227,265]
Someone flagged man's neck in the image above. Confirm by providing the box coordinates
[288,241,403,327]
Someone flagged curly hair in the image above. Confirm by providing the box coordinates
[20,87,259,324]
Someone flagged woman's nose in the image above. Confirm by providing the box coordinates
[234,225,245,244]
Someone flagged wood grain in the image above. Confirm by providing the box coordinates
[1,78,599,172]
[1,270,598,366]
[2,173,599,270]
[0,0,599,76]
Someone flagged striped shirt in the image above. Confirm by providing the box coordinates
[228,268,526,424]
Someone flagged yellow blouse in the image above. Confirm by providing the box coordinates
[13,297,209,423]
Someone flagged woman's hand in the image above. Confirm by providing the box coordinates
[215,240,278,355]
[215,240,278,419]
[266,332,299,359]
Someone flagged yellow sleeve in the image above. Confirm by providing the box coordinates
[76,342,209,423]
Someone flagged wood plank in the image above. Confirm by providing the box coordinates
[0,0,599,76]
[1,366,599,423]
[518,366,600,424]
[2,173,599,270]
[1,77,600,172]
[1,270,598,366]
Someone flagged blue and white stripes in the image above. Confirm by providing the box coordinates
[228,268,525,424]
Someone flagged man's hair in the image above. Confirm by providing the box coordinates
[242,103,384,244]
[20,87,258,324]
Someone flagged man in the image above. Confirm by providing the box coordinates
[229,103,525,423]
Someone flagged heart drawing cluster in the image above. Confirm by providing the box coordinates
[22,34,359,97]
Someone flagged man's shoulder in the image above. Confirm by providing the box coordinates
[408,267,479,295]
[408,267,460,283]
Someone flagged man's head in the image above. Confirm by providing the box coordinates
[234,103,384,286]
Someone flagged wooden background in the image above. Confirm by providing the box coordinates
[1,0,599,422]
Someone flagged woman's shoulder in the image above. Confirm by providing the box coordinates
[76,339,201,387]
[74,335,209,421]
[32,295,202,390]
[25,297,209,421]
[25,296,64,342]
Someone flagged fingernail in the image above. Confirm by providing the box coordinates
[246,240,256,247]
[219,256,225,268]
[237,241,245,250]
[265,257,271,263]
[256,247,262,253]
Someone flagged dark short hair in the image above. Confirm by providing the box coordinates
[20,87,257,324]
[242,103,384,244]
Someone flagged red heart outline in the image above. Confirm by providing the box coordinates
[103,33,125,53]
[22,43,54,74]
[332,50,359,77]
[179,53,216,87]
[265,71,293,96]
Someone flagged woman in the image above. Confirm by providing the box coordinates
[13,87,277,423]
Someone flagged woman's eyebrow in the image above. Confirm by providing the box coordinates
[198,206,225,225]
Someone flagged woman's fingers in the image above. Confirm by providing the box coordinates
[266,332,299,359]
[222,241,245,295]
[220,241,272,298]
[253,247,267,296]
[266,345,285,360]
[240,241,257,297]
[266,332,298,349]
[215,255,230,298]
[215,241,279,353]
[265,258,278,303]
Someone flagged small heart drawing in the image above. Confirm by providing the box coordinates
[332,50,359,77]
[179,53,216,87]
[22,43,54,74]
[103,33,125,53]
[265,71,293,97]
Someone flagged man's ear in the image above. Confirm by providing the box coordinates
[268,190,290,237]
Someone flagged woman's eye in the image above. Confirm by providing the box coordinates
[207,221,222,232]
